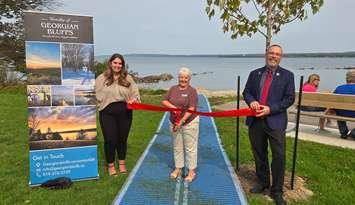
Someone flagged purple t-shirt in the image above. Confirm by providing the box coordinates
[164,85,198,124]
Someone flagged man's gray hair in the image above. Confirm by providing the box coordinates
[346,69,355,83]
[179,67,191,77]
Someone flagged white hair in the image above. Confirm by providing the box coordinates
[346,69,355,83]
[179,67,191,77]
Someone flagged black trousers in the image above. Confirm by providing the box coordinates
[248,118,286,195]
[99,102,133,163]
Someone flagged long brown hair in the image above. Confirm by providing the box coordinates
[103,53,130,87]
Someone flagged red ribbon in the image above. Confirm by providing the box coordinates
[127,102,256,117]
[171,110,182,124]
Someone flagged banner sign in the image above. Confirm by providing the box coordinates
[24,12,93,43]
[24,11,98,186]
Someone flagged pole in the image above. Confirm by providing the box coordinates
[236,76,240,171]
[291,76,304,189]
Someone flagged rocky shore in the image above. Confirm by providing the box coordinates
[130,72,173,83]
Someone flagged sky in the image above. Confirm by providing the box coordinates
[52,85,72,96]
[50,0,355,55]
[29,106,96,132]
[26,42,61,69]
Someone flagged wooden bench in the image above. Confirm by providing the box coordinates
[288,92,355,122]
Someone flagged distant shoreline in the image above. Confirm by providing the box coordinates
[96,52,355,61]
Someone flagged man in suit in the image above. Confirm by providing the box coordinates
[243,44,295,205]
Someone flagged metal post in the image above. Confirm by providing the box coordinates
[236,76,240,171]
[291,76,304,190]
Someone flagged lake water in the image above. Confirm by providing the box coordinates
[123,56,355,91]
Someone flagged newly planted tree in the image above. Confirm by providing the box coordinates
[206,0,324,50]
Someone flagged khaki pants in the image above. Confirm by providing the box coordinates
[170,116,199,170]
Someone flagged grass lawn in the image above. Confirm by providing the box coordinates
[0,86,163,205]
[1,86,354,204]
[215,116,355,205]
[207,95,238,106]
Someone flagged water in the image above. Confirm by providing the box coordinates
[124,56,355,91]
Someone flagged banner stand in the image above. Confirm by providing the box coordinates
[24,11,98,186]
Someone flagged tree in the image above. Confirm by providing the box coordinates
[94,60,108,77]
[52,132,63,140]
[206,0,324,50]
[28,113,41,131]
[62,44,85,71]
[0,0,61,74]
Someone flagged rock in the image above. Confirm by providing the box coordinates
[192,71,213,76]
[137,73,173,83]
[159,73,173,81]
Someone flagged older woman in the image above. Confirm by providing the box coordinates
[95,53,140,176]
[162,67,199,183]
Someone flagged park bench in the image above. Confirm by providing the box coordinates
[288,92,355,126]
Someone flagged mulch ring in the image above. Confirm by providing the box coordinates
[236,164,313,203]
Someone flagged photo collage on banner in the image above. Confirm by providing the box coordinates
[24,11,98,186]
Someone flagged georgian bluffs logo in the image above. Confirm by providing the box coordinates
[40,17,80,38]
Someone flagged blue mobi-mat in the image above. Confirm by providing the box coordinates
[112,95,247,205]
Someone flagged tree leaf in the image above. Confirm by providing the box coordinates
[205,0,324,48]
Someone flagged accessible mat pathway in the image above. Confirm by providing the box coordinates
[113,95,247,205]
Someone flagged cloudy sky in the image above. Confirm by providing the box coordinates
[51,0,355,55]
[26,42,61,69]
[29,106,96,133]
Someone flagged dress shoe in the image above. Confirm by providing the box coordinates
[271,194,286,205]
[249,183,269,193]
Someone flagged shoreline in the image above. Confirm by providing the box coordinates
[196,87,237,97]
[138,84,237,97]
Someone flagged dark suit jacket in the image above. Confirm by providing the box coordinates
[243,66,295,130]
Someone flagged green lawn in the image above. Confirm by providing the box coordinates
[0,86,163,205]
[1,86,354,204]
[215,117,355,205]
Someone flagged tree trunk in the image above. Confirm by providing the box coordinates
[265,1,273,51]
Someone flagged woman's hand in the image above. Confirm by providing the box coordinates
[127,98,138,104]
[172,120,184,132]
[171,111,182,132]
